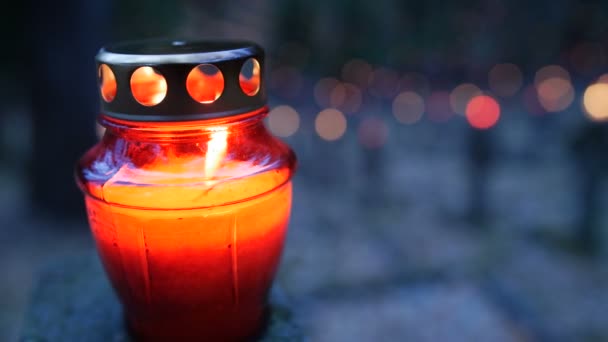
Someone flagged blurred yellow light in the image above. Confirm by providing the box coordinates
[537,77,574,112]
[488,63,523,97]
[583,83,608,121]
[314,77,340,108]
[267,105,300,137]
[449,83,482,115]
[315,108,347,141]
[392,91,424,124]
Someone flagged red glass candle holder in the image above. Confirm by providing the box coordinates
[76,41,296,340]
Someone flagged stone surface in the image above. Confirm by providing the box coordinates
[20,254,303,342]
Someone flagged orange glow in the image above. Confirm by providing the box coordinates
[536,77,574,112]
[131,67,168,106]
[392,91,424,124]
[187,64,225,103]
[267,105,300,137]
[315,108,347,141]
[99,64,117,102]
[583,82,608,121]
[77,110,295,340]
[466,95,500,129]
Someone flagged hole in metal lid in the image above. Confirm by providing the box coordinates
[239,58,261,96]
[98,64,117,103]
[130,67,167,106]
[186,64,224,104]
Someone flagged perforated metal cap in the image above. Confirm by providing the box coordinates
[95,39,266,121]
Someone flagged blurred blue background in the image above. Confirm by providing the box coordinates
[3,0,608,341]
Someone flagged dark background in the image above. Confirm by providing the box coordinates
[3,0,608,340]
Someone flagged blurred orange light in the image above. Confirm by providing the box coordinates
[465,95,500,130]
[392,91,424,124]
[267,105,300,137]
[450,83,482,115]
[583,83,608,122]
[488,63,523,97]
[315,108,347,141]
[536,77,574,112]
[358,117,388,149]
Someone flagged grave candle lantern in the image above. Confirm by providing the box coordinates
[76,40,296,340]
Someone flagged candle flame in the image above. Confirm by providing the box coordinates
[204,129,228,183]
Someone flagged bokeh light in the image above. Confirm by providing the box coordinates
[426,91,453,123]
[399,72,431,97]
[450,83,482,115]
[315,108,347,141]
[358,116,389,149]
[488,63,523,97]
[368,67,399,98]
[583,82,608,122]
[314,78,340,108]
[392,91,424,124]
[341,59,373,88]
[536,77,574,112]
[465,95,501,130]
[267,105,300,137]
[534,65,571,86]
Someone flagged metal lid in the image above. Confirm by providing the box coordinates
[95,40,266,121]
